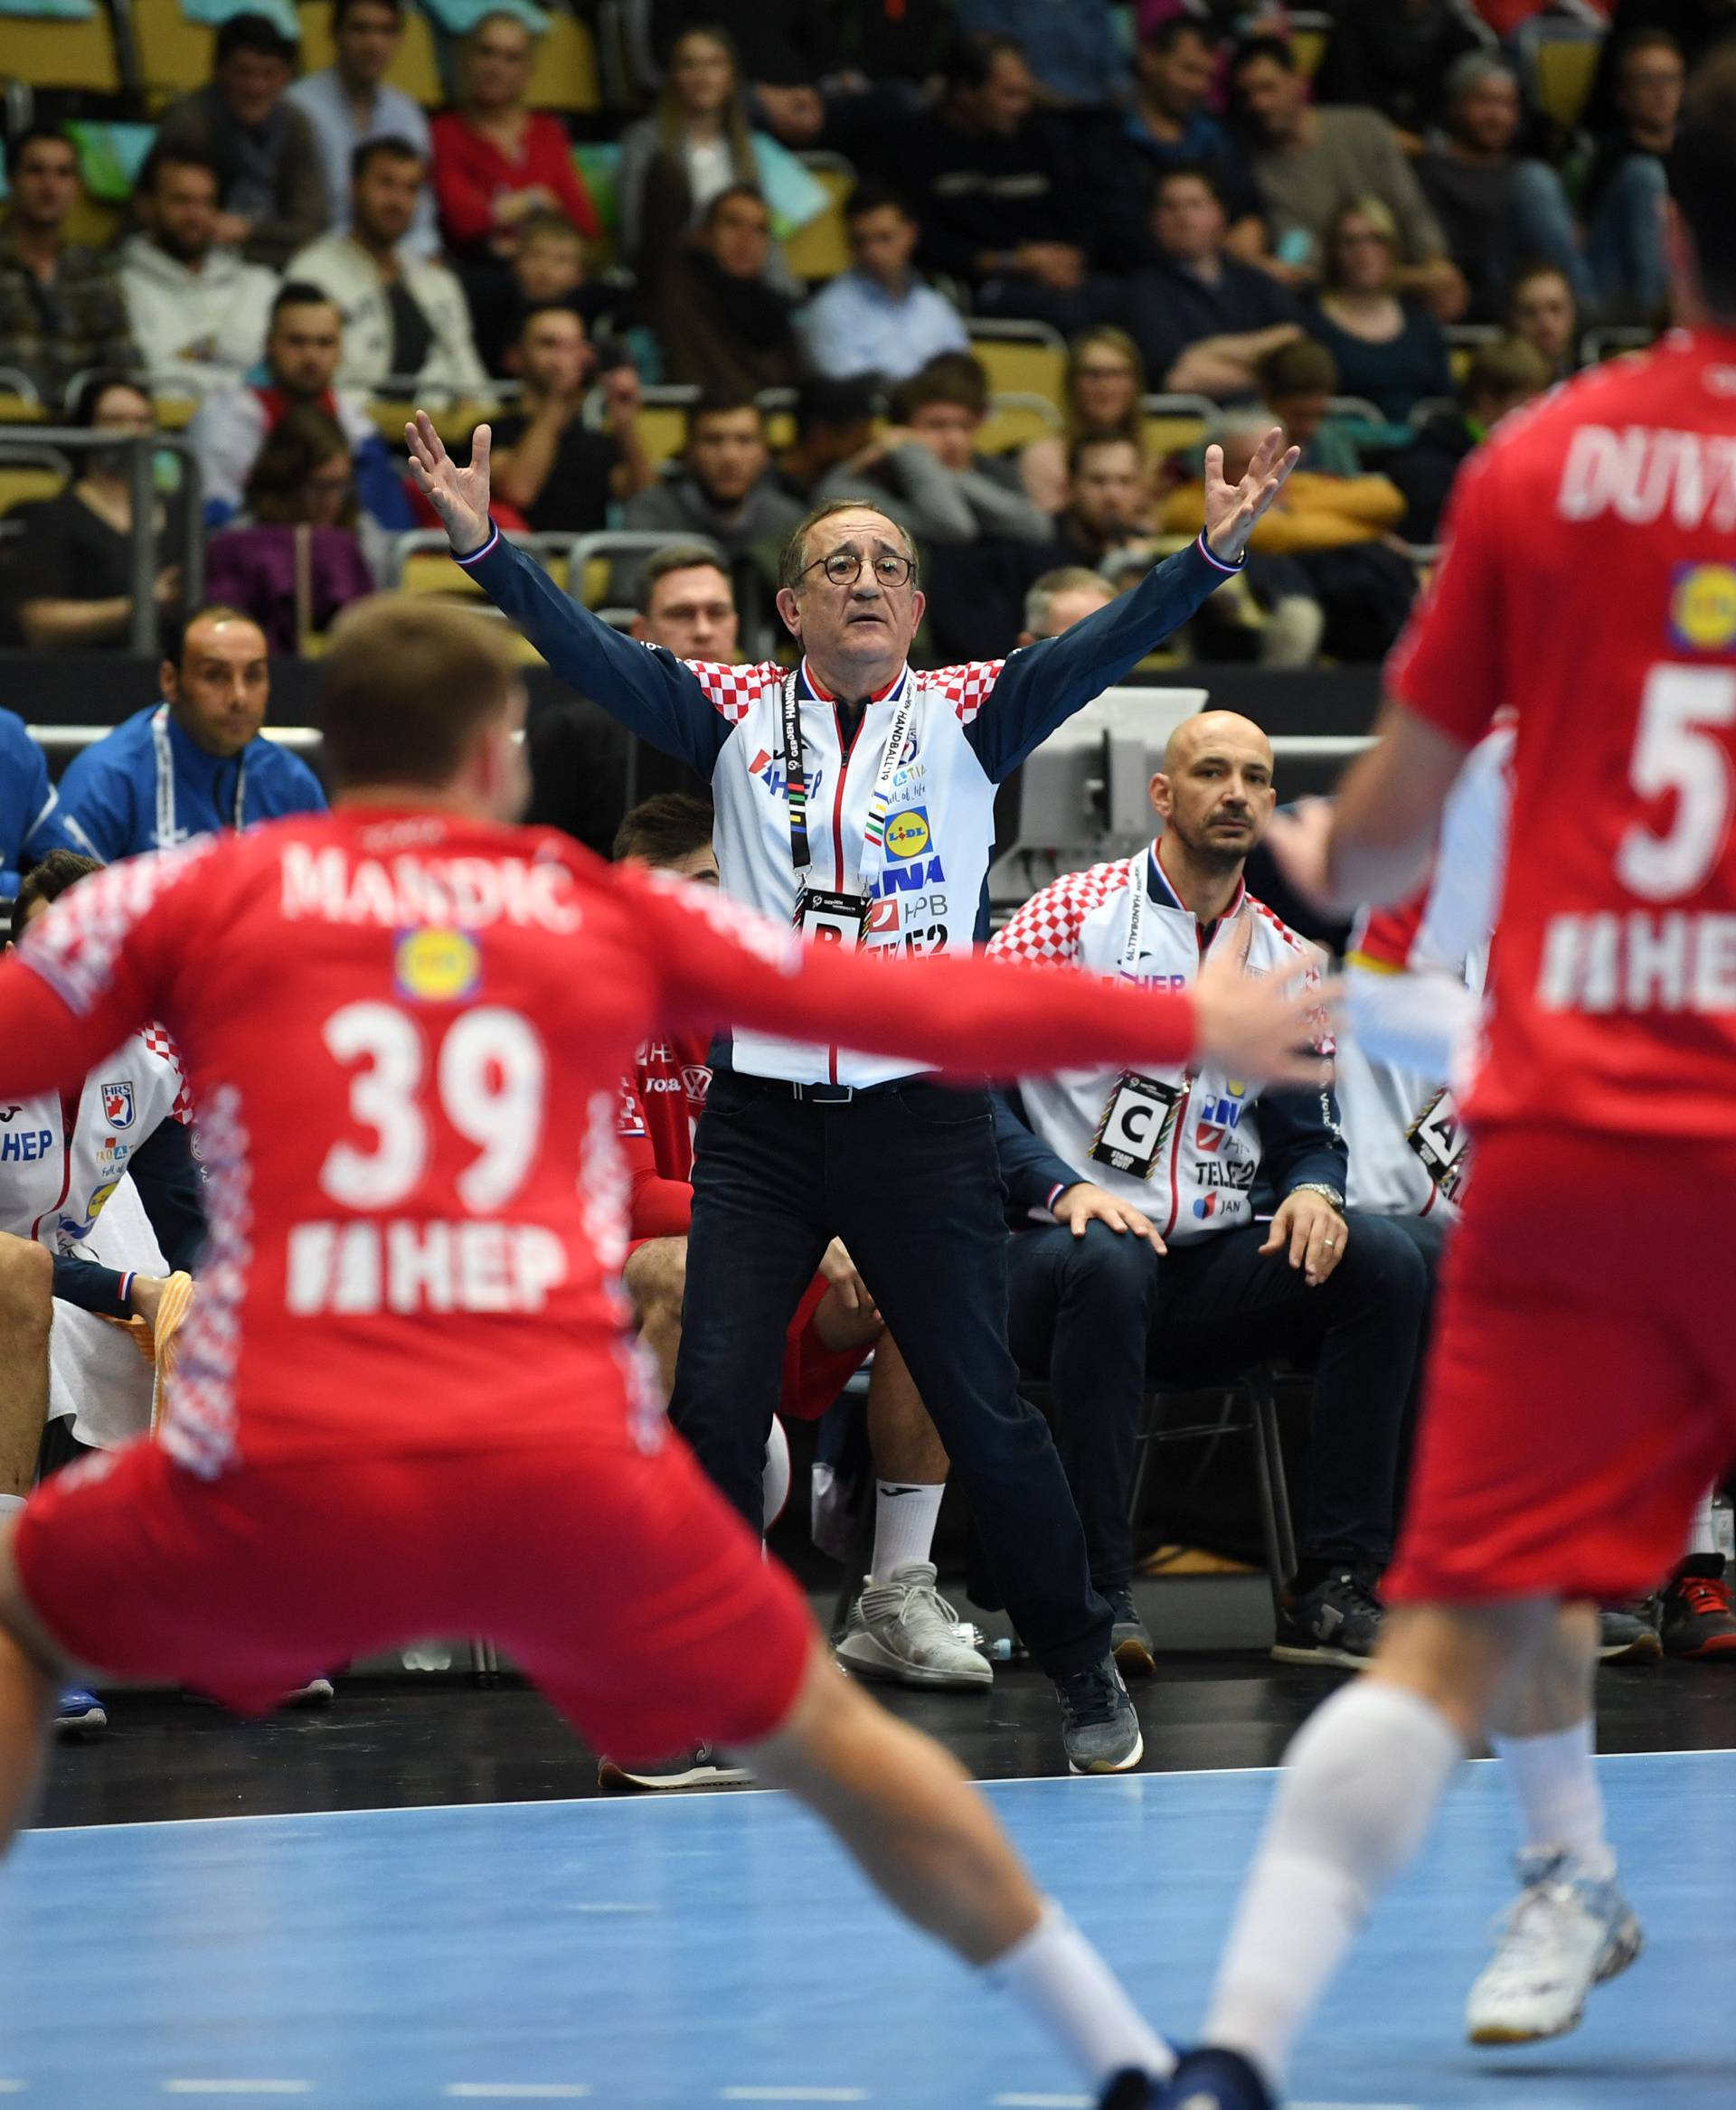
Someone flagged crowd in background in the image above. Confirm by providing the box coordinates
[0,0,1714,676]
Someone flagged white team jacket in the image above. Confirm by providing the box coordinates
[990,846,1335,1245]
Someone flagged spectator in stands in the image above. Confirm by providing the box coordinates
[618,25,795,309]
[472,212,599,380]
[1256,337,1363,476]
[1387,334,1552,543]
[1506,261,1580,379]
[186,282,406,532]
[288,138,487,398]
[1161,411,1413,658]
[1585,0,1736,132]
[1121,166,1306,400]
[1305,196,1453,426]
[118,147,278,391]
[1019,326,1150,515]
[203,408,379,653]
[1092,18,1265,268]
[288,0,438,262]
[2,376,184,655]
[1417,55,1587,325]
[27,606,325,864]
[989,711,1427,1669]
[527,545,734,855]
[954,0,1132,109]
[810,353,1052,549]
[620,391,805,632]
[892,40,1117,336]
[773,377,880,503]
[0,714,54,895]
[656,186,804,396]
[0,126,138,406]
[429,10,601,264]
[1312,0,1486,148]
[490,306,651,532]
[1016,565,1118,645]
[153,14,329,271]
[1050,437,1156,570]
[797,185,970,385]
[1582,26,1683,319]
[1231,36,1467,320]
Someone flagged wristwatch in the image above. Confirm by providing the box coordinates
[1289,1182,1345,1213]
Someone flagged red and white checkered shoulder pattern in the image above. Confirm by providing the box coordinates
[989,859,1135,966]
[681,659,786,725]
[140,1022,193,1125]
[19,839,217,1019]
[1249,893,1319,970]
[928,660,1007,726]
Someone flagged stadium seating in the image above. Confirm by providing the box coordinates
[0,446,72,518]
[0,5,120,93]
[526,9,600,116]
[1141,393,1216,458]
[967,321,1066,406]
[296,0,444,105]
[976,391,1061,456]
[568,529,725,612]
[782,157,853,285]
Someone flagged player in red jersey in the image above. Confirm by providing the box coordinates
[0,598,1330,2095]
[1123,57,1736,2110]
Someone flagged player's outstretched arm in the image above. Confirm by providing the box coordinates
[636,868,1333,1090]
[0,949,146,1104]
[1329,699,1471,910]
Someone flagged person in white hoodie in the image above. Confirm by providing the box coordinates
[118,146,279,390]
[287,136,485,400]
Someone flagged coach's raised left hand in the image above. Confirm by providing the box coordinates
[1203,426,1302,566]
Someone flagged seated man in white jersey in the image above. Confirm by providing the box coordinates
[989,713,1429,1672]
[0,853,205,1735]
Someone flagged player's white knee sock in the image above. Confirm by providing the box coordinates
[1490,1717,1613,1879]
[1204,1680,1463,2089]
[761,1420,791,1535]
[871,1480,944,1581]
[986,1900,1175,2086]
[0,1494,24,1519]
[1685,1486,1720,1559]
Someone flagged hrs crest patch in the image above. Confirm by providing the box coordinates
[101,1079,137,1130]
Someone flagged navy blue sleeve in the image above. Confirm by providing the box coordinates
[52,1255,134,1320]
[457,527,738,780]
[1260,1080,1349,1199]
[964,537,1243,782]
[128,1118,208,1276]
[991,1085,1084,1219]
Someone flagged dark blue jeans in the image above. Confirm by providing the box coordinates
[1004,1212,1429,1592]
[667,1073,1113,1681]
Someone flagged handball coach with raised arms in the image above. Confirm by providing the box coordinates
[407,408,1298,1776]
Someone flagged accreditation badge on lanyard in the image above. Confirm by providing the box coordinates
[1406,1086,1469,1201]
[781,670,920,947]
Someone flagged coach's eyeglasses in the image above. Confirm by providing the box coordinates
[799,547,917,591]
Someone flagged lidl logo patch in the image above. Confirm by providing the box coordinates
[395,928,480,1003]
[1670,564,1736,654]
[884,806,931,862]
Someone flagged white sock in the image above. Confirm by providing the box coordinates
[1205,1681,1463,2090]
[1686,1487,1720,1559]
[986,1900,1175,2086]
[1490,1718,1613,1879]
[871,1480,944,1582]
[0,1494,24,1519]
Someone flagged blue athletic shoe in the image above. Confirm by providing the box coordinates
[1098,2069,1157,2108]
[1154,2049,1276,2110]
[55,1688,106,1738]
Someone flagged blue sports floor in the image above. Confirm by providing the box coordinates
[4,1751,1733,2107]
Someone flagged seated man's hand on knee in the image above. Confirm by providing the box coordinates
[1052,1183,1166,1254]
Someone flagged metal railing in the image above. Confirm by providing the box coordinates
[0,429,204,652]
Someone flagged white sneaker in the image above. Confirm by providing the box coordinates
[1466,1849,1644,2045]
[835,1562,993,1689]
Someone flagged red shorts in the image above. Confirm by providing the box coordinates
[625,1241,872,1426]
[15,1421,814,1764]
[1386,1128,1736,1606]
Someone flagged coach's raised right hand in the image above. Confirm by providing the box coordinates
[406,410,493,558]
[1192,955,1336,1090]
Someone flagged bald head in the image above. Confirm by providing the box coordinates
[1154,711,1276,872]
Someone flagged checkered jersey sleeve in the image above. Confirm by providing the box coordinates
[989,862,1129,969]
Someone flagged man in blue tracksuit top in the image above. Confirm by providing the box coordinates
[26,607,325,864]
[0,715,56,897]
[408,407,1299,1776]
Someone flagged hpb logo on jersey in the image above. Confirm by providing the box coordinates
[749,749,822,804]
[394,928,481,1003]
[1669,564,1736,654]
[100,1079,136,1129]
[884,806,931,862]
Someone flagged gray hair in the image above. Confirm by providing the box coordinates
[1208,410,1273,454]
[1024,565,1115,637]
[778,497,920,593]
[1444,52,1517,106]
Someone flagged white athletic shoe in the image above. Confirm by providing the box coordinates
[1466,1849,1644,2045]
[835,1562,993,1690]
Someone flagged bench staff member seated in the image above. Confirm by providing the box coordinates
[405,407,1299,1776]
